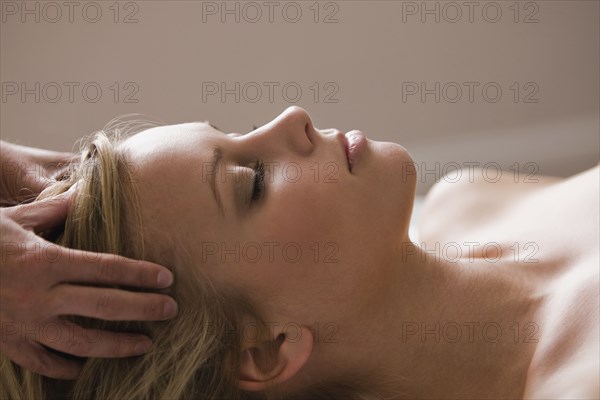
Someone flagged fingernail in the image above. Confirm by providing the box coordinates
[156,270,174,287]
[163,300,177,318]
[134,339,152,355]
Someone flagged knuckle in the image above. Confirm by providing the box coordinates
[95,294,117,318]
[66,335,89,355]
[27,357,50,376]
[46,290,63,314]
[41,256,58,277]
[15,287,49,318]
[11,205,27,223]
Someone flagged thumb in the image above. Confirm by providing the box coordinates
[7,188,76,233]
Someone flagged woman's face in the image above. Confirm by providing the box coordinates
[120,106,416,327]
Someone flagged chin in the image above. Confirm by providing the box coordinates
[370,140,416,181]
[369,140,417,240]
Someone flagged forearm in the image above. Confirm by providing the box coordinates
[0,140,73,206]
[0,141,28,206]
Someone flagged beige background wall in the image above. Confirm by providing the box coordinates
[1,0,598,195]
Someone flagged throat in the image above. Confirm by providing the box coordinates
[372,242,545,398]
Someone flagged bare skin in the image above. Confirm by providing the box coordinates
[0,140,178,380]
[419,165,599,399]
[36,108,598,398]
[110,109,598,398]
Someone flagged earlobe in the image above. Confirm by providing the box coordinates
[238,325,314,392]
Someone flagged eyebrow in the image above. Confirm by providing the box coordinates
[206,121,220,130]
[202,122,249,218]
[210,146,225,217]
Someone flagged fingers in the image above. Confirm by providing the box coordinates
[17,143,75,166]
[48,158,77,181]
[40,151,78,181]
[51,248,174,289]
[4,192,71,233]
[41,150,77,166]
[35,319,153,360]
[2,337,82,380]
[51,284,178,321]
[42,150,76,166]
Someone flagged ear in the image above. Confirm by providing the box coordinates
[238,324,314,392]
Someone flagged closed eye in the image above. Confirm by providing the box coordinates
[204,120,258,135]
[249,159,265,205]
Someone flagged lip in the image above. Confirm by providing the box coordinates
[344,130,367,173]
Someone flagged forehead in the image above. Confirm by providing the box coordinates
[117,122,224,246]
[120,122,219,162]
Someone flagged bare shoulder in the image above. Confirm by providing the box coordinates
[418,166,563,243]
[524,357,599,399]
[524,260,599,399]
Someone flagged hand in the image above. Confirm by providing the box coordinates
[0,140,75,206]
[0,192,178,379]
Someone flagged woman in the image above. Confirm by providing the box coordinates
[1,106,598,399]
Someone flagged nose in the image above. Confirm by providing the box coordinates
[277,106,314,139]
[247,106,314,157]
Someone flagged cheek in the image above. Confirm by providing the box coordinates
[255,183,375,281]
[232,183,401,318]
[259,183,345,244]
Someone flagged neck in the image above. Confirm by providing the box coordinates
[344,241,545,399]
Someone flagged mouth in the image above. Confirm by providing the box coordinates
[335,131,352,172]
[343,130,367,173]
[330,129,367,173]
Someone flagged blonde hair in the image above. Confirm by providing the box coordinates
[0,117,403,399]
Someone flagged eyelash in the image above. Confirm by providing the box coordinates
[208,120,264,204]
[250,159,265,203]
